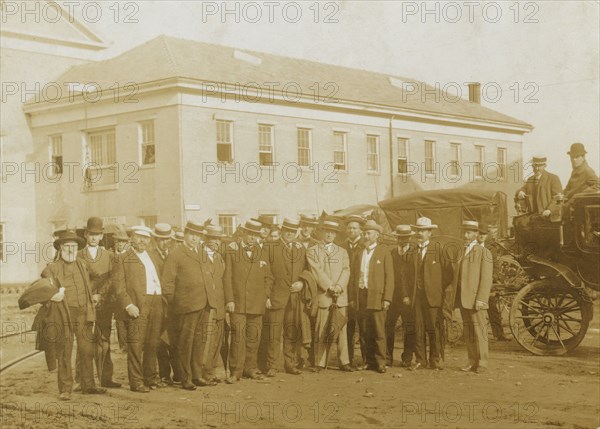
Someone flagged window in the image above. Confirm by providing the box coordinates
[50,135,63,175]
[397,137,409,174]
[140,121,155,165]
[333,131,347,171]
[258,124,274,166]
[218,215,236,236]
[139,216,157,229]
[297,128,312,167]
[0,223,4,261]
[497,147,507,180]
[475,145,485,178]
[425,140,436,174]
[367,135,379,173]
[216,120,233,163]
[88,129,116,167]
[450,143,461,177]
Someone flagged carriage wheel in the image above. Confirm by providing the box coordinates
[509,279,590,356]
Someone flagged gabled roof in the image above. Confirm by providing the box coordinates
[51,35,530,129]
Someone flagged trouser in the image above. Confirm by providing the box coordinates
[177,309,205,383]
[385,302,416,365]
[356,288,387,370]
[314,306,349,368]
[74,306,114,385]
[346,306,364,365]
[414,289,442,366]
[157,309,182,381]
[116,319,127,351]
[126,295,164,388]
[220,314,231,374]
[199,311,224,379]
[229,313,263,378]
[460,307,489,369]
[58,306,96,394]
[487,295,504,339]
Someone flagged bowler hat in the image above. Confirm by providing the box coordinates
[363,220,383,234]
[85,217,103,234]
[53,230,86,250]
[252,215,277,228]
[281,218,300,233]
[411,217,438,230]
[240,220,263,236]
[567,142,587,157]
[152,223,173,239]
[462,220,479,231]
[392,225,415,237]
[184,221,205,235]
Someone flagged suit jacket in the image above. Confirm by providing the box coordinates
[268,239,307,309]
[342,239,364,266]
[199,245,226,320]
[348,244,394,310]
[409,241,454,308]
[564,161,599,200]
[390,244,416,309]
[41,259,95,322]
[112,248,167,319]
[148,247,169,275]
[224,244,274,315]
[517,171,562,214]
[453,245,493,310]
[77,246,113,297]
[159,245,208,315]
[307,243,350,308]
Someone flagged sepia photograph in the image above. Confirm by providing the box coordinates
[1,1,599,428]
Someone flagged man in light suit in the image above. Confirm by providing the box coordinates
[113,226,166,393]
[307,220,353,372]
[348,220,394,373]
[455,220,493,374]
[515,155,562,217]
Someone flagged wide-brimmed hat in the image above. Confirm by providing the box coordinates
[131,225,153,238]
[152,223,173,239]
[240,220,263,236]
[531,155,547,165]
[299,214,319,227]
[478,224,489,234]
[205,225,225,238]
[320,220,340,232]
[411,217,438,230]
[112,225,130,241]
[85,217,103,234]
[53,230,86,250]
[281,217,300,233]
[567,142,587,157]
[363,220,383,234]
[345,215,365,226]
[184,220,205,235]
[392,225,415,237]
[462,220,479,231]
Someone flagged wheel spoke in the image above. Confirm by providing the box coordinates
[519,300,544,314]
[550,324,567,352]
[559,313,582,322]
[557,320,577,336]
[530,324,549,346]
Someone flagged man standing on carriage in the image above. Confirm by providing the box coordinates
[563,143,599,200]
[515,155,562,217]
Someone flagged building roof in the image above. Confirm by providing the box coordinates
[50,35,530,129]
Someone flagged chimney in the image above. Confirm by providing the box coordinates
[468,82,481,104]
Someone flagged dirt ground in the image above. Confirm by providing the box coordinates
[1,293,599,429]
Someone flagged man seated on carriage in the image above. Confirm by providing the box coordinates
[563,143,599,201]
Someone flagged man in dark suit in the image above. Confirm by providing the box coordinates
[387,225,417,368]
[42,230,106,400]
[224,220,274,383]
[260,218,307,376]
[112,225,165,393]
[342,215,365,368]
[409,217,454,371]
[348,220,394,373]
[454,221,493,373]
[564,143,599,200]
[515,156,562,216]
[162,221,209,390]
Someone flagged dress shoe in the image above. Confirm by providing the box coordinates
[386,361,393,367]
[355,364,368,371]
[207,376,222,384]
[181,382,196,391]
[130,385,150,393]
[193,378,217,387]
[101,380,122,388]
[225,376,239,384]
[286,368,302,375]
[339,364,355,372]
[148,380,168,388]
[161,377,174,385]
[312,366,324,373]
[461,365,477,372]
[377,367,386,374]
[265,369,277,377]
[59,392,71,401]
[82,387,107,395]
[244,371,264,380]
[474,366,488,374]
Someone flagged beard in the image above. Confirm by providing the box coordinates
[61,252,76,263]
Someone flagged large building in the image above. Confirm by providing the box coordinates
[23,35,532,274]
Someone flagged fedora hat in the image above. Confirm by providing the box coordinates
[478,223,489,234]
[363,219,383,234]
[131,225,153,238]
[411,217,438,230]
[320,220,340,232]
[392,224,415,237]
[112,225,130,241]
[567,142,587,157]
[462,220,479,231]
[299,214,319,226]
[240,220,263,236]
[85,217,103,234]
[531,155,547,165]
[281,217,300,233]
[205,225,225,238]
[53,229,85,250]
[345,215,365,225]
[184,220,205,235]
[152,223,173,239]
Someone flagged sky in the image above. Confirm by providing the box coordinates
[79,0,599,184]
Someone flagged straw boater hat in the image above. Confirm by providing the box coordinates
[204,225,225,238]
[252,215,277,228]
[392,225,415,237]
[240,220,263,236]
[131,225,153,237]
[299,214,319,226]
[345,215,365,225]
[152,223,173,239]
[85,217,103,234]
[362,219,383,233]
[173,231,184,242]
[112,225,130,241]
[462,220,479,232]
[531,155,547,166]
[567,143,587,157]
[53,230,85,250]
[281,217,300,233]
[183,220,205,235]
[411,217,438,230]
[320,220,340,232]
